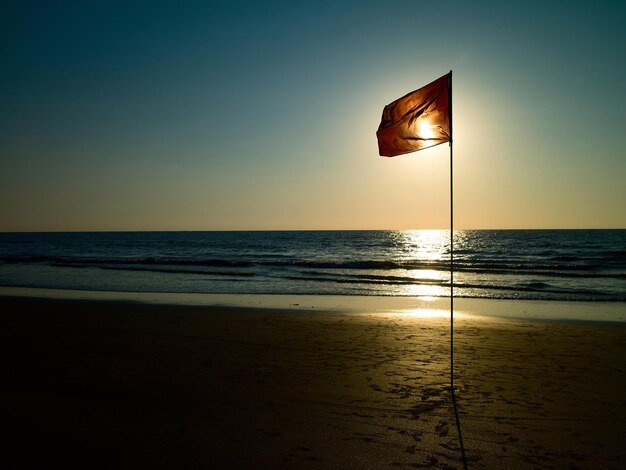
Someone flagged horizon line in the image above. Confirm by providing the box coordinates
[1,227,625,234]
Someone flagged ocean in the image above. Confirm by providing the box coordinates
[0,230,624,302]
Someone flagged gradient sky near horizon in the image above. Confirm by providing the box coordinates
[2,0,625,231]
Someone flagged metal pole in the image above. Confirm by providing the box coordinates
[449,70,454,391]
[450,139,454,390]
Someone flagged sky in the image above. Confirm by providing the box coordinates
[1,0,625,231]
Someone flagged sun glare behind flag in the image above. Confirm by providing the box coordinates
[377,73,451,157]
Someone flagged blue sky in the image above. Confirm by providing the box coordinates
[2,0,625,230]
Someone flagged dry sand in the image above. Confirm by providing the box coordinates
[1,296,624,469]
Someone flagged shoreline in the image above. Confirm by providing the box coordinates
[1,295,625,468]
[1,286,625,323]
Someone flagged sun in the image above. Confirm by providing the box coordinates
[417,118,435,143]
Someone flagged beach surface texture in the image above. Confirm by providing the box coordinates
[1,293,624,469]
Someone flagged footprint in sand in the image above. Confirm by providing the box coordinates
[435,420,449,437]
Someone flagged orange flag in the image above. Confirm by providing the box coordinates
[377,73,451,157]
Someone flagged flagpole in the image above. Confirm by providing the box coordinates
[449,70,455,391]
[375,71,455,389]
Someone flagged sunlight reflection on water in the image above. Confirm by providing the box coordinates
[395,229,450,262]
[388,230,452,297]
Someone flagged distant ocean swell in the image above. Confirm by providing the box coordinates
[1,254,624,279]
[0,230,624,301]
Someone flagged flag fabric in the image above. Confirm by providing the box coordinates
[377,73,451,157]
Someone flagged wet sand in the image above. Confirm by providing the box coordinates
[1,296,624,469]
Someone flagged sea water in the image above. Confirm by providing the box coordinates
[0,230,624,302]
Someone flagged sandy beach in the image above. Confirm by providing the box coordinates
[1,295,625,469]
